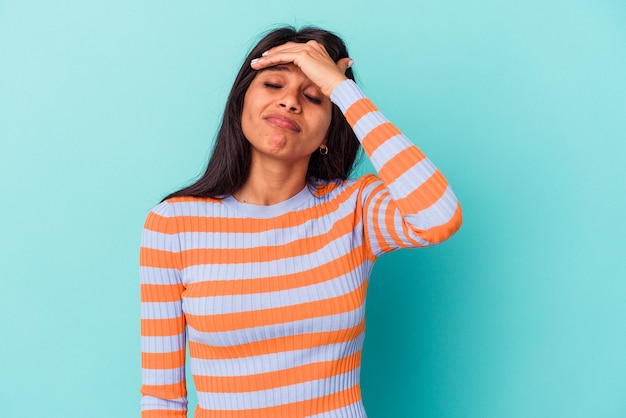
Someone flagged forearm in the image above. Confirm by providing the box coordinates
[331,80,462,245]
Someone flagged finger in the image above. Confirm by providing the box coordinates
[250,47,337,72]
[250,53,293,70]
[336,57,354,74]
[250,44,304,70]
[250,47,318,70]
[259,41,310,59]
[258,40,329,63]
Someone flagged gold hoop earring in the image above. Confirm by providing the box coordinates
[319,144,329,155]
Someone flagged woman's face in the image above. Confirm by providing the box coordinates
[241,63,333,168]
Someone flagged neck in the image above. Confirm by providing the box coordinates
[233,158,309,206]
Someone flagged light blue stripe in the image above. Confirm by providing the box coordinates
[220,185,314,218]
[179,231,369,280]
[141,395,187,411]
[141,365,185,385]
[165,199,224,217]
[141,301,182,319]
[391,207,431,248]
[387,157,438,200]
[307,401,367,418]
[145,187,363,252]
[330,79,365,113]
[141,333,185,353]
[351,111,387,140]
[368,133,409,167]
[140,266,181,285]
[404,186,459,232]
[367,192,395,253]
[141,229,172,249]
[190,333,364,377]
[150,201,172,217]
[187,306,365,347]
[183,266,366,315]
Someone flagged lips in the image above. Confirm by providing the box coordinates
[264,115,301,132]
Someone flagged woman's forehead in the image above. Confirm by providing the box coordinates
[254,64,317,86]
[259,63,300,75]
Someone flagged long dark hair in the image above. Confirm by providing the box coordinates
[164,26,360,201]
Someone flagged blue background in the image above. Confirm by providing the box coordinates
[1,0,625,416]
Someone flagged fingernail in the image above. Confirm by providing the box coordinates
[251,58,263,65]
[347,59,354,68]
[261,50,269,56]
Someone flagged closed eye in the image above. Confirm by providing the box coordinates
[263,81,322,104]
[305,95,322,105]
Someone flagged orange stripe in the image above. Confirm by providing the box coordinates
[361,122,401,155]
[196,384,362,418]
[183,247,365,297]
[314,181,341,196]
[396,170,448,214]
[140,247,182,269]
[193,351,362,393]
[400,216,422,247]
[384,197,406,249]
[186,280,368,333]
[344,98,377,126]
[141,209,358,269]
[148,181,364,235]
[142,349,186,370]
[141,283,184,302]
[190,322,364,360]
[377,146,426,181]
[361,181,386,261]
[140,381,187,401]
[144,211,178,234]
[168,196,223,204]
[141,316,185,337]
[371,193,393,253]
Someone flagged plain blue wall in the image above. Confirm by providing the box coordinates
[1,1,625,417]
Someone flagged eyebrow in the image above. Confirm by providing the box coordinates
[260,64,291,73]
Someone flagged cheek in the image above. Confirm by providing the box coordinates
[317,108,333,139]
[240,96,255,139]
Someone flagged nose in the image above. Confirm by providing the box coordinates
[280,102,299,112]
[278,89,301,113]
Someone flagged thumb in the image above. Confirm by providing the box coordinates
[336,57,354,74]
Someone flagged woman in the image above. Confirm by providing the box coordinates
[140,26,462,417]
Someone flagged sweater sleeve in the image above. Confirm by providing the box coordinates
[330,80,462,258]
[140,202,188,417]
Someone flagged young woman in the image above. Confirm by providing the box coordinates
[140,26,462,417]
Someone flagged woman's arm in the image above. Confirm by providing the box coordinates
[331,79,462,257]
[252,40,461,255]
[140,202,188,417]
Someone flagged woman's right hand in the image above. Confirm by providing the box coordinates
[250,40,353,97]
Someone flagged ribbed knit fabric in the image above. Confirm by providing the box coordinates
[140,80,462,417]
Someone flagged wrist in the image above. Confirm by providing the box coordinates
[324,76,348,97]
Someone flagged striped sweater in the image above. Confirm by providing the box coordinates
[140,80,462,417]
